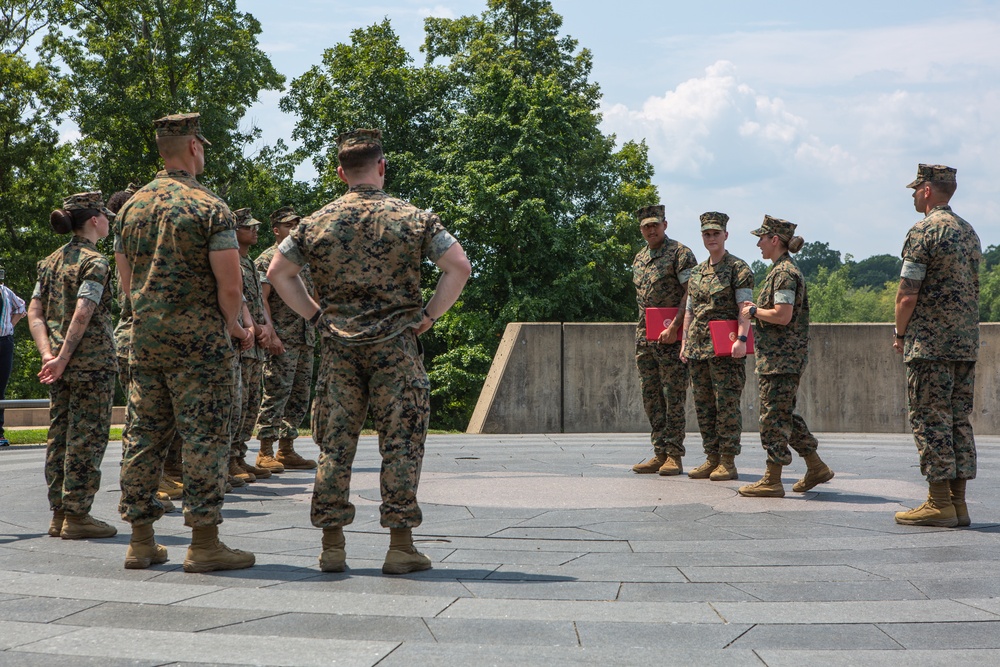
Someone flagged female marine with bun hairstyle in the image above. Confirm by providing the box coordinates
[738,215,834,498]
[27,192,119,539]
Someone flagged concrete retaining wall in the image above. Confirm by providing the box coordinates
[3,406,127,429]
[468,322,1000,435]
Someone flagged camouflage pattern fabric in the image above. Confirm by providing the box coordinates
[239,254,267,361]
[116,168,238,527]
[231,357,263,457]
[689,357,746,456]
[757,373,818,466]
[256,344,314,441]
[754,254,810,376]
[907,359,977,481]
[632,237,697,346]
[116,169,238,367]
[45,372,115,515]
[32,237,116,374]
[280,184,456,345]
[119,362,235,526]
[632,235,695,455]
[310,331,429,528]
[281,184,457,528]
[255,245,315,347]
[636,345,688,457]
[901,205,981,363]
[684,252,754,360]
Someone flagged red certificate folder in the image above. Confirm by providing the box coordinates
[709,320,754,356]
[645,307,683,341]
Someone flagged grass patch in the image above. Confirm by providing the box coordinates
[5,426,457,446]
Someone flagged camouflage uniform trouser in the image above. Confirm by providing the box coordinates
[758,373,818,466]
[120,355,184,475]
[906,359,977,482]
[119,361,236,527]
[230,357,263,459]
[635,342,687,457]
[689,356,745,456]
[45,371,115,515]
[257,343,314,441]
[311,329,429,529]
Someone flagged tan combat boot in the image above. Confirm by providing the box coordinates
[658,455,683,476]
[158,475,183,500]
[792,452,835,492]
[228,457,255,484]
[48,510,65,537]
[632,454,666,474]
[319,526,347,573]
[688,454,720,479]
[155,492,176,513]
[895,481,958,527]
[382,527,432,575]
[710,454,739,481]
[950,478,970,527]
[255,438,285,473]
[125,523,168,569]
[738,462,785,497]
[276,438,317,470]
[239,457,271,480]
[183,524,255,573]
[61,514,118,539]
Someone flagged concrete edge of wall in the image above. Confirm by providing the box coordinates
[3,406,127,429]
[466,322,523,434]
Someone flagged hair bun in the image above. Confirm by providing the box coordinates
[788,235,805,253]
[50,209,73,234]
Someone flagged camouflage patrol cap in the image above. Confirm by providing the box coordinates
[751,214,796,242]
[636,205,665,226]
[270,205,300,226]
[153,112,211,146]
[906,163,957,188]
[124,181,143,195]
[63,191,115,219]
[336,128,383,151]
[233,208,261,228]
[699,211,729,232]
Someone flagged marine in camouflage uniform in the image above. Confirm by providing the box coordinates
[116,112,253,572]
[254,206,316,469]
[266,128,470,574]
[229,208,271,481]
[682,212,754,481]
[28,191,118,539]
[630,204,696,476]
[893,164,981,528]
[738,215,834,498]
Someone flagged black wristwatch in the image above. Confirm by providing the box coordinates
[894,328,905,339]
[737,335,748,343]
[309,308,323,326]
[748,305,757,319]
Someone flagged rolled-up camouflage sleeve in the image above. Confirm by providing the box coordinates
[421,211,457,262]
[901,228,929,280]
[208,205,239,252]
[77,255,110,304]
[278,234,307,266]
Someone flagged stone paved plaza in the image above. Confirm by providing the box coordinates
[2,432,1000,666]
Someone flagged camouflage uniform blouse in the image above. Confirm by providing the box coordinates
[279,184,457,345]
[240,254,267,362]
[632,238,697,346]
[32,236,116,375]
[753,253,809,375]
[684,252,754,360]
[901,204,981,363]
[256,245,316,348]
[116,168,238,367]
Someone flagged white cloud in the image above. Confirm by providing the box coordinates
[417,5,455,19]
[58,129,81,146]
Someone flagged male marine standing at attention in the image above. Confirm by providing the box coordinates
[267,129,471,574]
[116,112,255,572]
[893,164,981,528]
[630,205,696,476]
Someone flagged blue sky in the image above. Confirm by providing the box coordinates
[237,0,998,266]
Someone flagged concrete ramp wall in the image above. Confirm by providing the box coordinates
[468,322,1000,435]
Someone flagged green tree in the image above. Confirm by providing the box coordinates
[282,0,659,428]
[795,241,842,280]
[1,0,81,399]
[808,265,894,323]
[849,253,902,289]
[45,0,285,197]
[980,263,1000,322]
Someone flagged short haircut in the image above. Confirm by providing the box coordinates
[106,190,132,214]
[337,143,383,173]
[929,181,957,198]
[156,134,196,159]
